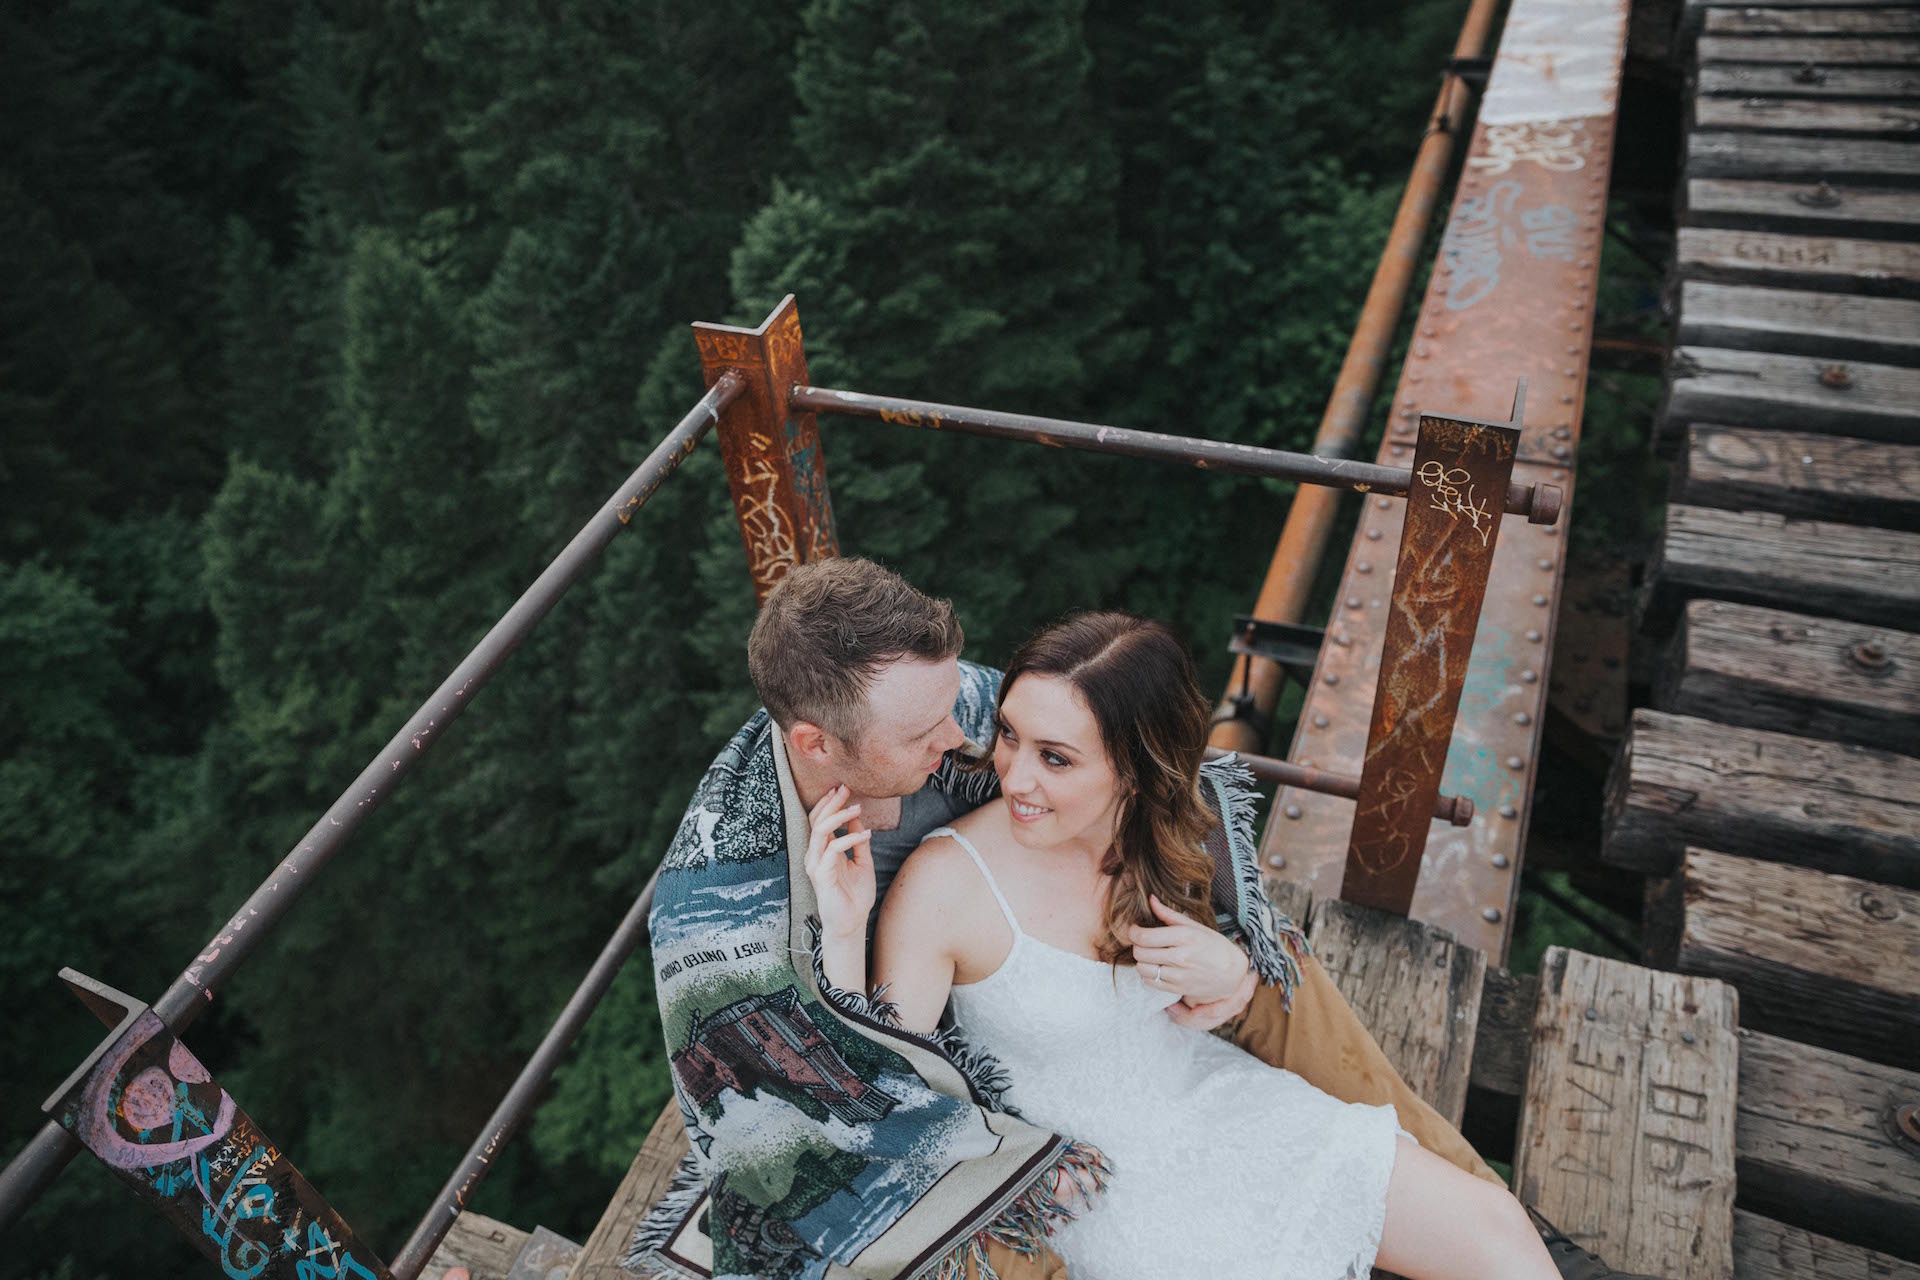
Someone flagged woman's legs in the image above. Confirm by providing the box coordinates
[1374,1137,1559,1280]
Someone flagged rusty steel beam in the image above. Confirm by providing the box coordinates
[1263,0,1630,958]
[0,378,742,1231]
[1342,391,1524,914]
[46,972,392,1279]
[1209,0,1506,755]
[792,384,1562,522]
[696,296,838,601]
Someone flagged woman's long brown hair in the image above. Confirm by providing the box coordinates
[993,611,1219,965]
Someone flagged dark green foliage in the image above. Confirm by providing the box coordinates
[0,1,1651,1275]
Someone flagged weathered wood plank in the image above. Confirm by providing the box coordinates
[565,1106,689,1280]
[1736,1030,1920,1261]
[1732,1209,1920,1280]
[1467,965,1538,1100]
[1694,94,1920,136]
[1513,948,1738,1280]
[1688,131,1920,184]
[1642,505,1920,631]
[1705,7,1920,37]
[1696,63,1920,99]
[424,1213,532,1280]
[1657,598,1920,750]
[506,1227,581,1280]
[1697,34,1920,64]
[1685,178,1920,240]
[1675,228,1920,297]
[1306,898,1486,1126]
[1601,709,1920,885]
[1650,848,1920,1069]
[1675,284,1920,367]
[1680,427,1920,529]
[1660,346,1920,448]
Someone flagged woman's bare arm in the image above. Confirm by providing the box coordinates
[871,838,972,1034]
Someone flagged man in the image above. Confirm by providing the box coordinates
[627,556,1645,1280]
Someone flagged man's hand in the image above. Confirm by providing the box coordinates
[1165,963,1257,1031]
[1128,894,1253,1003]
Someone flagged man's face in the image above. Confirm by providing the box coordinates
[835,656,967,800]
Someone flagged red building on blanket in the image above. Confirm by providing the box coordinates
[674,986,898,1125]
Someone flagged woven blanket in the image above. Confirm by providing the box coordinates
[627,661,1307,1280]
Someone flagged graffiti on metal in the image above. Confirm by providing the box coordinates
[695,296,839,599]
[1340,410,1522,915]
[54,1006,391,1279]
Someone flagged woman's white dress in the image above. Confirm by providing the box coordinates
[936,827,1408,1280]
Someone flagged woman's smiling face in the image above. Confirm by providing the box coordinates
[992,673,1126,854]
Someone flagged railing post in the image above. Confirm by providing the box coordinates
[694,295,838,600]
[1341,382,1526,915]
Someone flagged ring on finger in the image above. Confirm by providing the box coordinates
[1149,962,1162,984]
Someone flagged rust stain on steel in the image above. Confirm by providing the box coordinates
[1262,0,1628,959]
[49,972,391,1279]
[1342,408,1522,916]
[695,295,838,601]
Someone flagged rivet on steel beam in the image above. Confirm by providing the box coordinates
[1563,368,1577,378]
[1554,426,1571,439]
[1268,854,1287,868]
[1552,444,1570,459]
[1421,328,1436,338]
[1323,673,1340,686]
[1283,805,1302,820]
[1514,711,1532,726]
[1570,321,1583,332]
[1391,443,1408,454]
[1532,594,1548,605]
[1483,907,1502,923]
[1566,346,1579,356]
[1498,804,1517,819]
[1553,469,1567,480]
[1367,529,1382,541]
[1492,854,1510,870]
[1356,562,1371,574]
[1521,670,1538,683]
[1559,394,1573,404]
[1506,755,1524,770]
[1375,497,1391,510]
[1312,714,1329,729]
[1542,525,1558,537]
[1402,397,1417,407]
[1526,630,1542,643]
[1537,558,1553,570]
[1333,631,1351,647]
[1346,596,1362,610]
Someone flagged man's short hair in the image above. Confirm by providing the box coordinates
[748,557,964,744]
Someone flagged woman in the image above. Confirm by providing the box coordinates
[807,611,1559,1280]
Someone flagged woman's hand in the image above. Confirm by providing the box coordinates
[1129,894,1252,1005]
[804,785,875,945]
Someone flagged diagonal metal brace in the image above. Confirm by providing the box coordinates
[45,968,394,1280]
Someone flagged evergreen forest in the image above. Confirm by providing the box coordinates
[2,1,1644,1275]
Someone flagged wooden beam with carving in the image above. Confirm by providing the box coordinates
[1675,228,1920,299]
[564,1106,690,1280]
[1513,948,1738,1280]
[422,1213,531,1280]
[1732,1209,1920,1280]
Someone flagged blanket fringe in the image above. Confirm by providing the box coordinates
[621,1151,706,1275]
[923,1139,1113,1280]
[807,916,1019,1113]
[1201,753,1311,1011]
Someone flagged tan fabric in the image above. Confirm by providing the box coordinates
[979,952,1503,1277]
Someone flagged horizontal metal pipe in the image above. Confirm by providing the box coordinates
[390,868,663,1279]
[0,375,742,1233]
[1205,748,1473,827]
[791,384,1559,524]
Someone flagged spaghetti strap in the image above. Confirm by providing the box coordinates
[927,826,1022,938]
